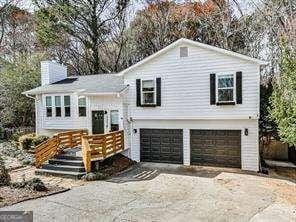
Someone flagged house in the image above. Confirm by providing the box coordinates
[23,38,267,172]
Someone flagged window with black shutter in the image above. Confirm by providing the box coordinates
[236,71,242,104]
[156,78,161,106]
[141,80,156,105]
[137,78,161,107]
[216,74,235,103]
[210,74,216,105]
[136,79,141,106]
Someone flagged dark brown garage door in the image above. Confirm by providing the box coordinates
[140,129,183,164]
[190,130,241,167]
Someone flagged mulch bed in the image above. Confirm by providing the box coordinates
[0,185,69,208]
[98,154,136,176]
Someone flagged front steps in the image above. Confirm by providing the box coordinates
[35,153,86,179]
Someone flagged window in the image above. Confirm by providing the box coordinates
[55,96,61,117]
[141,80,156,105]
[78,96,86,117]
[217,74,235,103]
[45,96,52,117]
[110,110,119,132]
[64,95,71,117]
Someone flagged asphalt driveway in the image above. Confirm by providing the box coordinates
[1,163,296,222]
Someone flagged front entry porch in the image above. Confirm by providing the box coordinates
[35,130,127,179]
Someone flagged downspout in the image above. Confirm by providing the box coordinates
[129,117,134,159]
[126,104,134,159]
[25,93,37,134]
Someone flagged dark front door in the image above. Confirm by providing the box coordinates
[92,111,104,134]
[140,129,183,164]
[190,130,241,168]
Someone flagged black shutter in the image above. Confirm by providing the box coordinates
[156,78,161,106]
[136,79,141,106]
[210,74,216,105]
[236,71,242,104]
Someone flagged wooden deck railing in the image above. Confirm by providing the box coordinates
[82,130,125,172]
[35,129,88,168]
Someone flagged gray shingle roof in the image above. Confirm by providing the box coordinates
[23,74,126,95]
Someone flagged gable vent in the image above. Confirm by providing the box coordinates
[180,47,188,58]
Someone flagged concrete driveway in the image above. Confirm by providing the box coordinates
[1,163,296,222]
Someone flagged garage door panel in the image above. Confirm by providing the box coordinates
[140,129,183,164]
[190,130,241,168]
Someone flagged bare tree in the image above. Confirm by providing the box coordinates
[34,0,130,75]
[0,0,18,47]
[249,0,295,79]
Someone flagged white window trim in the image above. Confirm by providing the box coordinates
[54,96,61,117]
[78,96,87,117]
[110,110,119,129]
[216,73,236,103]
[64,95,71,117]
[45,96,53,117]
[141,79,157,105]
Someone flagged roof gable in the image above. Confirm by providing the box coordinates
[119,38,268,75]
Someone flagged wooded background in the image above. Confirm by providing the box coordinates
[0,0,295,143]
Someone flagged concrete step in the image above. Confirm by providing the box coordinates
[35,169,86,179]
[42,164,85,173]
[55,155,83,161]
[49,158,84,167]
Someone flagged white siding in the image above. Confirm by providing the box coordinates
[42,93,86,130]
[124,43,260,119]
[35,95,43,135]
[37,93,124,136]
[88,95,124,134]
[41,61,67,86]
[122,43,260,171]
[35,41,260,171]
[129,119,259,171]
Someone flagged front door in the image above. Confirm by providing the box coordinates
[92,111,104,134]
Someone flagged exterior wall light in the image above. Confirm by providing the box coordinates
[244,128,249,136]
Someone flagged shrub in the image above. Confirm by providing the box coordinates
[19,133,36,149]
[32,135,49,146]
[82,172,108,181]
[18,134,49,149]
[0,127,4,140]
[11,178,47,191]
[10,132,23,142]
[0,157,11,186]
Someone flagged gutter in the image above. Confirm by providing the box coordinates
[131,115,259,120]
[24,93,35,100]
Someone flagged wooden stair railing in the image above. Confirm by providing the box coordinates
[82,130,125,173]
[35,137,59,168]
[35,129,88,168]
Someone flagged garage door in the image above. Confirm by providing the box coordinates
[140,129,183,164]
[190,130,241,167]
